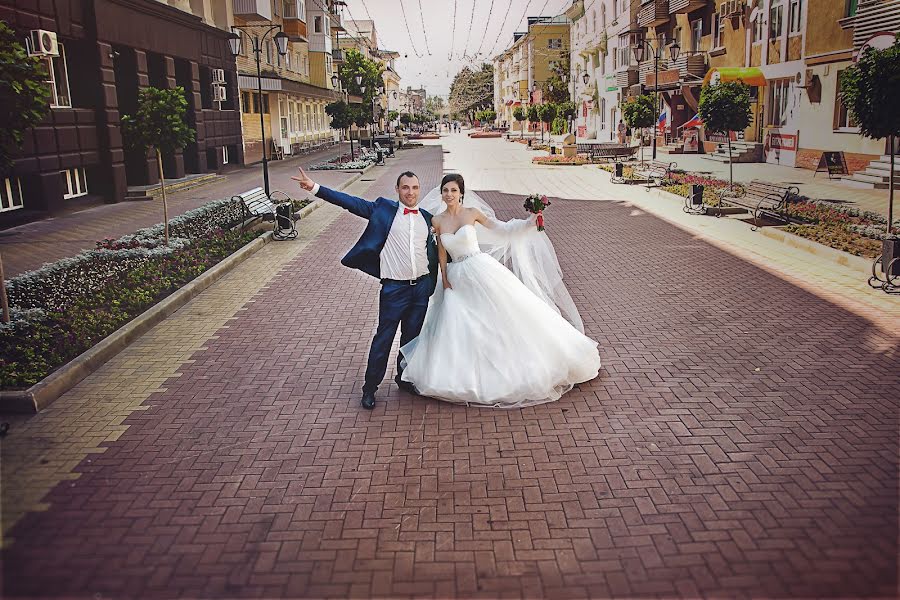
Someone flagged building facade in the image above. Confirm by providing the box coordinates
[1,0,242,227]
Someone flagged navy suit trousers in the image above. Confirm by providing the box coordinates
[364,278,433,394]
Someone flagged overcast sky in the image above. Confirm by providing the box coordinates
[339,0,573,98]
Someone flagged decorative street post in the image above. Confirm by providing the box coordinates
[632,37,680,160]
[228,26,288,196]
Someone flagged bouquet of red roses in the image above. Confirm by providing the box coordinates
[523,193,551,231]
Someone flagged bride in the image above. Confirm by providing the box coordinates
[399,173,601,409]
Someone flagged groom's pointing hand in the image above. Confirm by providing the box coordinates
[292,166,315,192]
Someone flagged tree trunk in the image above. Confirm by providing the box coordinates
[640,128,645,167]
[0,251,9,324]
[727,135,734,190]
[156,148,169,246]
[890,134,895,236]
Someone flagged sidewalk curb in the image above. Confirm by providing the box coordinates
[0,175,357,414]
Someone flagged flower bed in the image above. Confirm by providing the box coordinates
[598,164,894,258]
[1,200,265,389]
[531,155,587,165]
[310,152,375,170]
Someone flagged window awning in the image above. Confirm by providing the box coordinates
[702,67,767,87]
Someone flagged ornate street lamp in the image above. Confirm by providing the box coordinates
[632,37,680,160]
[228,25,288,196]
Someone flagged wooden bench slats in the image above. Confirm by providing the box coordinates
[718,179,799,229]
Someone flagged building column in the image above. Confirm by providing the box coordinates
[96,41,127,204]
[134,49,158,185]
[189,60,207,173]
[163,56,186,179]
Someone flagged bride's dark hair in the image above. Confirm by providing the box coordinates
[440,173,465,201]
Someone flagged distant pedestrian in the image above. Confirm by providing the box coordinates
[617,119,626,144]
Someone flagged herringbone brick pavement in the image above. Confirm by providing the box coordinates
[2,147,897,598]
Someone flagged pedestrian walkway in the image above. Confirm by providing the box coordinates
[2,143,897,598]
[0,144,358,277]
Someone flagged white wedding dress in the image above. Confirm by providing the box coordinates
[399,199,601,408]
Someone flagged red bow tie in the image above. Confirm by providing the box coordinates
[404,208,419,215]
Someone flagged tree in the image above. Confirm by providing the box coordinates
[0,21,52,323]
[326,100,354,138]
[526,104,540,136]
[623,94,655,166]
[840,36,900,236]
[449,64,494,123]
[699,81,752,189]
[388,110,399,124]
[339,49,383,129]
[557,100,576,134]
[513,106,527,138]
[538,103,557,142]
[0,21,51,175]
[121,87,196,245]
[400,113,412,125]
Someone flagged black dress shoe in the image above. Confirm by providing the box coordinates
[395,375,419,395]
[361,391,376,410]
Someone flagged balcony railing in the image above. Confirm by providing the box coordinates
[637,0,669,28]
[669,0,706,14]
[616,67,639,88]
[671,53,707,80]
[638,59,668,85]
[233,0,271,21]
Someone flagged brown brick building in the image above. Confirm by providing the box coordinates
[0,0,242,228]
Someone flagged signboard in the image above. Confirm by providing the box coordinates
[682,129,699,153]
[764,130,799,167]
[815,151,849,179]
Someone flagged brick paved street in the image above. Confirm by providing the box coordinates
[2,143,898,598]
[0,144,358,277]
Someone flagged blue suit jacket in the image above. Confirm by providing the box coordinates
[315,185,439,285]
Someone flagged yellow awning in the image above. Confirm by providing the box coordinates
[703,67,767,87]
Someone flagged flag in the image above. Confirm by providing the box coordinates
[683,113,703,129]
[657,112,667,131]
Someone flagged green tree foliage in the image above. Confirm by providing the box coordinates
[622,94,655,129]
[121,87,196,245]
[449,64,494,122]
[699,81,752,188]
[0,21,51,175]
[513,106,527,138]
[526,104,540,124]
[551,117,567,135]
[839,35,900,234]
[339,49,383,124]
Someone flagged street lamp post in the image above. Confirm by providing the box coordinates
[632,37,680,160]
[228,26,288,196]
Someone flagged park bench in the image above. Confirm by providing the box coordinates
[630,160,678,189]
[232,187,298,240]
[719,180,800,230]
[576,143,639,162]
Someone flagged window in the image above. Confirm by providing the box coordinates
[314,16,323,33]
[61,167,87,199]
[601,4,606,29]
[769,1,783,38]
[835,70,859,129]
[846,0,857,17]
[548,38,562,49]
[788,0,801,34]
[286,51,291,70]
[713,13,724,48]
[44,42,71,108]
[691,19,702,53]
[222,146,229,164]
[266,41,273,64]
[752,13,765,43]
[768,77,790,126]
[242,91,251,113]
[673,26,683,50]
[1,177,24,212]
[600,97,607,129]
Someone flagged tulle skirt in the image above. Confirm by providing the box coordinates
[400,252,601,408]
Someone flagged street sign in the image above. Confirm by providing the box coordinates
[815,151,849,179]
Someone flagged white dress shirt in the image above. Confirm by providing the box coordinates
[311,183,428,280]
[381,203,429,280]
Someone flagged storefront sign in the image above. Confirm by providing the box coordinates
[682,129,699,153]
[815,151,849,178]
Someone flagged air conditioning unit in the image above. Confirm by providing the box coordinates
[212,68,226,84]
[28,29,59,57]
[213,85,227,102]
[797,68,816,88]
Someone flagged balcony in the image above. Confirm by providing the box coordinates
[638,0,669,28]
[332,48,344,64]
[616,67,639,88]
[329,7,344,31]
[671,53,707,80]
[668,0,706,14]
[639,59,668,85]
[233,0,271,21]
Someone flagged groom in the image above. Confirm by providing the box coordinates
[293,167,438,409]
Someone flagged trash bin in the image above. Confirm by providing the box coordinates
[614,162,624,178]
[689,184,704,208]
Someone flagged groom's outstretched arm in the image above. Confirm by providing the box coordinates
[293,166,375,220]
